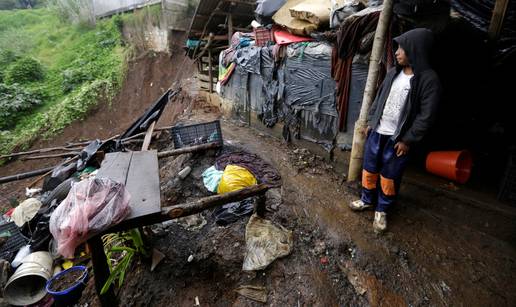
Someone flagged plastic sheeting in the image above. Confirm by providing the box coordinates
[272,0,318,35]
[212,199,254,226]
[242,214,293,271]
[338,62,368,149]
[221,41,338,149]
[283,42,338,145]
[49,178,131,258]
[11,198,42,227]
[256,0,287,17]
[451,0,516,54]
[202,166,223,193]
[217,165,257,194]
[330,0,365,28]
[289,0,332,26]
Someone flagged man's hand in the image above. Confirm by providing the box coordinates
[394,141,409,157]
[364,126,372,136]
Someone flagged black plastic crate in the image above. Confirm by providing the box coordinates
[170,120,223,149]
[498,148,516,204]
[0,222,29,261]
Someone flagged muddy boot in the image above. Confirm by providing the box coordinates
[349,199,373,211]
[373,211,387,233]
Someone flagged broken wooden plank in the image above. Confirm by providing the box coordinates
[21,152,80,161]
[162,184,269,219]
[141,121,156,151]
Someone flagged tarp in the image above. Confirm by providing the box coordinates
[273,30,314,45]
[284,42,337,117]
[289,0,332,26]
[255,0,287,17]
[272,0,318,36]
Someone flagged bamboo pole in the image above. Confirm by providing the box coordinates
[21,152,80,161]
[0,166,56,184]
[488,0,509,40]
[347,0,394,182]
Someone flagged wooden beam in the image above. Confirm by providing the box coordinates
[208,49,214,93]
[194,33,214,62]
[488,0,509,40]
[228,13,234,44]
[141,121,156,151]
[0,166,56,185]
[157,142,221,159]
[162,184,270,219]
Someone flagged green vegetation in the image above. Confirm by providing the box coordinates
[101,229,148,294]
[0,7,126,156]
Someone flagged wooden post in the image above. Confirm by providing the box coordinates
[228,14,233,44]
[488,0,509,41]
[347,0,394,182]
[88,235,117,307]
[208,48,213,93]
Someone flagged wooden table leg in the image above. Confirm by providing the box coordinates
[87,236,118,307]
[255,194,266,217]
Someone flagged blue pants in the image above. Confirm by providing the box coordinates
[361,131,409,212]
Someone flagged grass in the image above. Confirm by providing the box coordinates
[0,8,126,156]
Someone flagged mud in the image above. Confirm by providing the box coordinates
[0,52,515,306]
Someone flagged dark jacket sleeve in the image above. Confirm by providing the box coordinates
[366,80,385,126]
[401,73,442,144]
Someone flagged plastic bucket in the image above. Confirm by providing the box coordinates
[3,251,53,306]
[46,265,89,307]
[425,150,473,184]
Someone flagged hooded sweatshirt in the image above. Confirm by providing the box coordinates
[367,28,442,144]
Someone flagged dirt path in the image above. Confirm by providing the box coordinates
[164,99,516,306]
[1,52,514,306]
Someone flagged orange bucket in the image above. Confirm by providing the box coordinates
[425,150,473,184]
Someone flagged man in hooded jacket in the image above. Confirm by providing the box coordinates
[349,28,442,233]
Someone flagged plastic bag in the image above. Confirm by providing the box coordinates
[217,165,257,194]
[243,214,293,271]
[213,199,254,225]
[49,178,131,258]
[11,198,42,227]
[202,166,224,193]
[11,245,30,268]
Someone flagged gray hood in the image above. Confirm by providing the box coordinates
[394,28,435,74]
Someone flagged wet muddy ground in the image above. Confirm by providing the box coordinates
[1,52,515,306]
[79,97,516,306]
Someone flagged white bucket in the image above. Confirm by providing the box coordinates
[3,251,53,306]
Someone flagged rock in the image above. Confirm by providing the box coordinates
[312,241,326,256]
[178,166,192,179]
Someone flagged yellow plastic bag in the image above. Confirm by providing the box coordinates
[217,165,257,194]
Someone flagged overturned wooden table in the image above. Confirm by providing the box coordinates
[87,149,269,306]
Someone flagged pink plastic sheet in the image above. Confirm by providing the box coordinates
[49,178,131,258]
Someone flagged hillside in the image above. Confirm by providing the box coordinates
[0,7,125,156]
